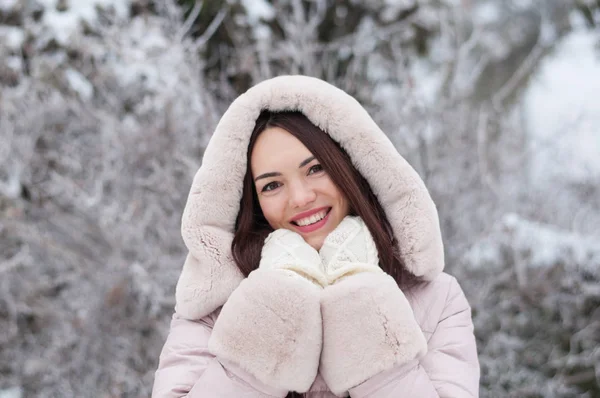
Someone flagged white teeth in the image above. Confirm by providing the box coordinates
[296,210,328,226]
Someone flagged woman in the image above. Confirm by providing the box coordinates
[152,76,479,397]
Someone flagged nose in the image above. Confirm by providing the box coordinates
[288,179,316,208]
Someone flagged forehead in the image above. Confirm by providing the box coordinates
[250,126,312,172]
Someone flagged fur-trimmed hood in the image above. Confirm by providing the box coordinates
[175,75,444,320]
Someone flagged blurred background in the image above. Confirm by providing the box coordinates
[0,0,599,397]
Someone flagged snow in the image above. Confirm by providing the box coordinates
[94,0,129,18]
[538,14,558,45]
[481,31,511,59]
[464,213,600,272]
[108,16,180,94]
[5,55,22,71]
[409,57,443,105]
[383,0,415,5]
[65,68,94,100]
[522,28,600,184]
[380,0,416,23]
[472,2,502,25]
[42,7,82,46]
[439,0,461,6]
[371,82,402,104]
[512,0,534,10]
[501,213,600,270]
[239,0,275,26]
[0,26,25,51]
[0,0,17,12]
[34,0,57,7]
[39,0,130,46]
[19,0,195,106]
[0,387,22,398]
[239,0,275,41]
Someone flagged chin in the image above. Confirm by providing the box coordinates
[306,236,325,251]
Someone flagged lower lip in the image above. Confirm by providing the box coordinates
[293,210,331,234]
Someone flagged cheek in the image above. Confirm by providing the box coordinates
[340,193,350,214]
[258,196,287,228]
[329,184,350,214]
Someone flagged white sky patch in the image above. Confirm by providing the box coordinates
[523,28,600,184]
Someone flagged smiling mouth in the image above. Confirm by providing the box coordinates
[291,208,332,228]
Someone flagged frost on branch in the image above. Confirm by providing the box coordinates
[461,214,600,397]
[0,0,219,396]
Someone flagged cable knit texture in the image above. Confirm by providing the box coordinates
[319,216,382,283]
[260,229,329,287]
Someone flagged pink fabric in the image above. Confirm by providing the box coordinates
[152,273,479,397]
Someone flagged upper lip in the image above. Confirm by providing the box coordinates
[290,206,330,222]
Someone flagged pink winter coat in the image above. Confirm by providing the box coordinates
[153,272,479,397]
[152,76,479,396]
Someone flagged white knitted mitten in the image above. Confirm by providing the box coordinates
[319,216,382,284]
[260,228,329,288]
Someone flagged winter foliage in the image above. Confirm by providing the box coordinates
[1,0,599,396]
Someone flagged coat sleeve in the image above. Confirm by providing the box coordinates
[151,313,288,398]
[347,276,480,397]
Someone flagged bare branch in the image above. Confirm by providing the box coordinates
[177,0,203,41]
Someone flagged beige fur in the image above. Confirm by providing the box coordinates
[208,269,323,392]
[320,272,427,395]
[176,75,444,320]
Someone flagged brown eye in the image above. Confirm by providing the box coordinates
[262,181,281,192]
[308,164,324,175]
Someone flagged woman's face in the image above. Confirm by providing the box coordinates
[250,126,350,250]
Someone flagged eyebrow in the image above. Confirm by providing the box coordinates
[254,156,316,182]
[299,156,315,168]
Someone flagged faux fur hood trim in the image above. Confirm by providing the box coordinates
[175,75,444,320]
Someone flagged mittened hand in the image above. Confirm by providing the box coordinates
[212,230,326,393]
[319,216,382,284]
[318,216,426,395]
[259,228,329,287]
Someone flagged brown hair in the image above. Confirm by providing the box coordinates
[231,110,418,290]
